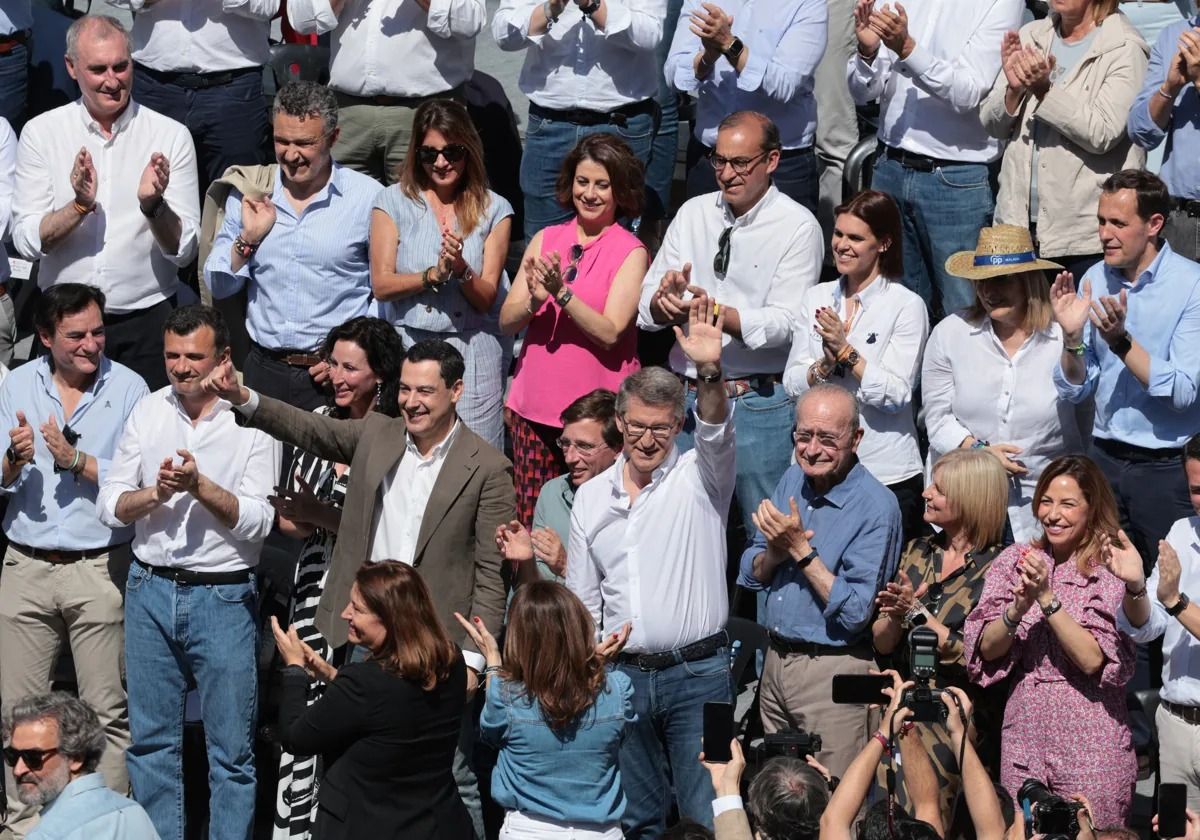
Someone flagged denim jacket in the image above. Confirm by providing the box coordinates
[480,670,635,826]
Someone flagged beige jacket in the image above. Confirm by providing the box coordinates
[981,12,1148,258]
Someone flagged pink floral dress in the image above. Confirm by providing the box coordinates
[963,544,1136,827]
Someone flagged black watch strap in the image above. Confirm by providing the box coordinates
[1167,592,1190,617]
[722,36,744,62]
[796,547,819,569]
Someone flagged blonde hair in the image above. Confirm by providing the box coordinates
[1092,0,1120,23]
[964,270,1054,334]
[932,449,1009,550]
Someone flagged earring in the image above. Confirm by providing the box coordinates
[374,381,382,408]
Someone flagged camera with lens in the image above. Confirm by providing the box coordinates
[1018,779,1080,840]
[900,626,949,723]
[756,729,822,761]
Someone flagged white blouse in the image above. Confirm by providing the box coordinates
[921,314,1087,542]
[783,276,928,485]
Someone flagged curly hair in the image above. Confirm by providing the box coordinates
[320,317,404,419]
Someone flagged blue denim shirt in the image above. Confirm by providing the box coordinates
[480,670,635,826]
[1052,241,1200,449]
[1127,15,1200,198]
[737,461,903,645]
[28,774,160,840]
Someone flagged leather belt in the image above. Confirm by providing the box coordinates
[250,341,322,369]
[0,30,29,55]
[529,98,657,129]
[135,559,252,586]
[334,86,462,109]
[617,629,728,671]
[10,542,126,565]
[682,373,781,399]
[135,62,259,90]
[1164,700,1200,725]
[881,143,973,173]
[768,631,872,658]
[1171,196,1200,218]
[1093,437,1182,464]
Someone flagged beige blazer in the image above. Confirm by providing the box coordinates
[245,395,514,650]
[981,12,1148,258]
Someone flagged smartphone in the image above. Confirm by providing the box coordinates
[1159,783,1188,838]
[831,674,892,705]
[702,701,734,763]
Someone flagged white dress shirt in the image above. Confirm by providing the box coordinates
[782,276,928,485]
[567,407,736,654]
[288,0,484,97]
[107,0,278,72]
[97,387,281,573]
[846,0,1023,162]
[665,0,826,149]
[921,314,1084,542]
[0,117,15,285]
[1119,516,1200,705]
[12,101,200,313]
[493,0,665,109]
[369,421,461,566]
[637,186,822,378]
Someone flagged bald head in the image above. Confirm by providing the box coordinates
[796,384,860,434]
[716,110,780,154]
[65,15,130,63]
[793,385,862,491]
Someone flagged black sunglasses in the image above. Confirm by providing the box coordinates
[417,143,468,165]
[562,244,585,285]
[3,747,58,770]
[713,226,733,278]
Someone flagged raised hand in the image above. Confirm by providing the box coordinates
[71,148,97,209]
[1089,289,1128,345]
[495,519,535,563]
[270,473,330,528]
[8,411,35,466]
[673,292,724,368]
[454,612,502,667]
[200,358,249,405]
[40,415,75,471]
[240,194,277,245]
[1000,31,1024,90]
[1050,272,1091,340]
[137,152,171,208]
[1158,540,1183,607]
[1180,29,1200,88]
[270,616,309,668]
[853,0,881,55]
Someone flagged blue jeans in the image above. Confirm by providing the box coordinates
[124,563,259,840]
[869,154,994,320]
[686,144,820,216]
[616,649,733,838]
[519,109,655,242]
[676,382,797,539]
[645,0,686,221]
[0,43,28,130]
[133,65,271,195]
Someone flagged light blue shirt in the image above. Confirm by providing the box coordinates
[665,0,826,149]
[28,773,160,840]
[0,2,31,35]
[1128,15,1200,198]
[532,473,573,581]
[738,461,903,646]
[205,163,382,351]
[0,356,146,550]
[1052,241,1200,449]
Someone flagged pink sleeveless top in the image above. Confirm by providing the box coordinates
[506,220,642,427]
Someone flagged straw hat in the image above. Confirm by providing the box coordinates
[944,225,1063,281]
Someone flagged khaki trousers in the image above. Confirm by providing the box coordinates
[332,88,464,185]
[0,544,131,837]
[760,645,874,779]
[1158,704,1200,811]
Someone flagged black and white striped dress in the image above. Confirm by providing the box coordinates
[272,407,351,840]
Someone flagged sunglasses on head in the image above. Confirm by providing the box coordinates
[417,144,468,165]
[3,747,58,771]
[562,244,585,285]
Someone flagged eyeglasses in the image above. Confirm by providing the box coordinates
[3,748,58,771]
[792,429,847,449]
[556,436,601,454]
[713,226,733,278]
[621,416,676,441]
[708,149,768,177]
[562,244,585,285]
[417,143,468,165]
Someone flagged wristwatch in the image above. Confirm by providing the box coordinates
[140,196,167,220]
[795,547,819,569]
[1167,592,1191,617]
[555,288,575,308]
[722,36,745,64]
[578,0,601,15]
[4,446,17,466]
[1107,332,1132,356]
[1040,597,1063,618]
